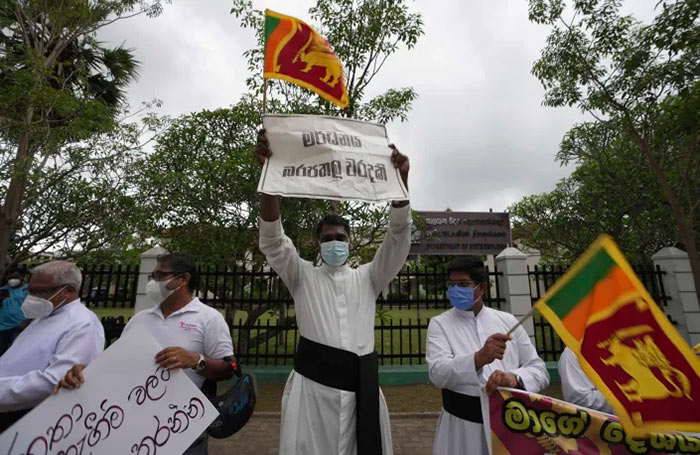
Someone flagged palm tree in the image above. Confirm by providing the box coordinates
[0,0,143,277]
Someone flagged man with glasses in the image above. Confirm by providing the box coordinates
[0,261,104,432]
[57,252,233,455]
[426,256,549,455]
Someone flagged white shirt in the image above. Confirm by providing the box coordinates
[123,297,234,388]
[559,347,614,414]
[259,204,412,455]
[426,306,550,455]
[0,299,105,412]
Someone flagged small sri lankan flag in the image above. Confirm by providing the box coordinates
[536,235,700,436]
[263,9,349,109]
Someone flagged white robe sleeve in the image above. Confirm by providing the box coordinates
[559,347,614,414]
[426,318,480,389]
[368,204,412,295]
[0,321,104,412]
[258,217,302,293]
[509,323,550,393]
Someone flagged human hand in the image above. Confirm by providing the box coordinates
[389,144,409,187]
[155,346,199,370]
[255,129,272,167]
[474,333,511,369]
[485,370,519,394]
[53,364,87,393]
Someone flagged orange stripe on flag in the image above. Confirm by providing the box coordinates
[561,266,637,340]
[264,18,294,73]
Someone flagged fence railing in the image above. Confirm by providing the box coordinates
[228,317,431,366]
[528,264,670,362]
[78,263,503,311]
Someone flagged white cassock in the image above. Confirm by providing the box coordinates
[558,347,614,414]
[426,306,550,455]
[259,204,412,455]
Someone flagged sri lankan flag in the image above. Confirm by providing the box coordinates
[264,10,349,108]
[536,235,700,436]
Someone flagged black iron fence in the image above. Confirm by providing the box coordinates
[78,263,502,365]
[528,264,670,362]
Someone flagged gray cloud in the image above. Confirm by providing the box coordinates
[98,0,597,214]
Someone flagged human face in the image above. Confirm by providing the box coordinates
[318,224,349,244]
[148,262,186,291]
[447,270,485,302]
[27,273,71,308]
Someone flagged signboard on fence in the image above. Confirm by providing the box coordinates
[257,114,409,203]
[0,326,217,455]
[410,211,511,256]
[489,387,700,455]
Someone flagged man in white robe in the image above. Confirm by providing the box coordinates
[426,257,549,455]
[559,346,614,414]
[255,130,411,455]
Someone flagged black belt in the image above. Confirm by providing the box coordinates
[441,389,483,423]
[294,336,382,455]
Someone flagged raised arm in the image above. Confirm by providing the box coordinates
[256,129,302,291]
[368,145,412,294]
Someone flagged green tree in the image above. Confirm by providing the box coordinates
[0,0,166,277]
[528,0,700,297]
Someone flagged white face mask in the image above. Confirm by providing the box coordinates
[146,277,181,304]
[21,286,68,319]
[7,279,21,287]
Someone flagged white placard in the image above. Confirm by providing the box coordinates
[258,114,409,203]
[0,326,217,455]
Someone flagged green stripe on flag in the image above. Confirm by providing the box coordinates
[546,248,615,319]
[264,15,281,45]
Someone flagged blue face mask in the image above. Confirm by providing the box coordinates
[447,285,478,311]
[320,240,349,267]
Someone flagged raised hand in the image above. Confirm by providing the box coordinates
[255,129,272,167]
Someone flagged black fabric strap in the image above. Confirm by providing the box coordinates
[441,389,483,423]
[294,336,382,455]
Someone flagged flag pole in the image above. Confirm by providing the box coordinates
[506,308,535,336]
[262,78,268,114]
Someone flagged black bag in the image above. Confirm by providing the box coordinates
[205,362,256,439]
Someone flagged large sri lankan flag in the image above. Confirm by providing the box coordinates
[264,10,349,108]
[535,235,700,436]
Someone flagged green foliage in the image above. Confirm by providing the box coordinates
[523,0,700,283]
[0,0,168,276]
[230,0,423,122]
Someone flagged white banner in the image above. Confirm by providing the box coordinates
[258,114,409,203]
[0,326,217,455]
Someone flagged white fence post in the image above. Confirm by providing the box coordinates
[496,247,536,345]
[134,246,168,314]
[652,247,698,346]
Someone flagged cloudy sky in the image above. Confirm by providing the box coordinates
[97,1,650,213]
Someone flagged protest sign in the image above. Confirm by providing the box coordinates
[0,326,217,455]
[258,114,409,203]
[489,387,700,455]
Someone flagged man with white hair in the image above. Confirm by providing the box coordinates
[0,261,104,432]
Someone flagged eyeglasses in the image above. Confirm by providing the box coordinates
[148,270,177,281]
[446,280,478,288]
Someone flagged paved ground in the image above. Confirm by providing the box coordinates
[210,412,439,455]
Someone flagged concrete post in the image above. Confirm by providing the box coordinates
[134,246,168,314]
[496,247,536,345]
[652,247,698,346]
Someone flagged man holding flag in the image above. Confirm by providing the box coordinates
[256,130,410,455]
[426,256,549,455]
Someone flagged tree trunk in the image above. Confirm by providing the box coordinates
[637,140,700,304]
[0,107,34,277]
